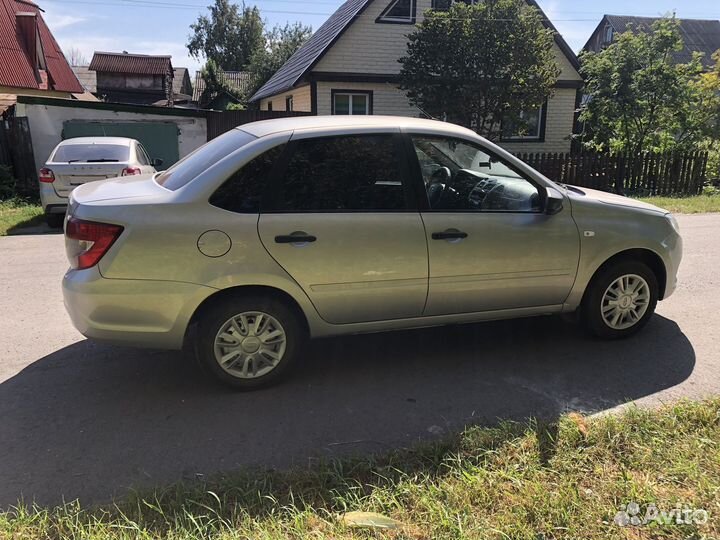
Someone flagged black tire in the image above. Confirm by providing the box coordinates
[45,213,64,229]
[581,260,659,339]
[195,294,305,390]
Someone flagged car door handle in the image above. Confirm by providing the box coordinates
[275,233,317,244]
[432,230,468,240]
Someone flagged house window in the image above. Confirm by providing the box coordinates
[267,101,273,112]
[501,104,545,142]
[332,91,372,115]
[376,0,416,24]
[286,95,294,111]
[603,24,614,45]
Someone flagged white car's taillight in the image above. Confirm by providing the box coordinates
[39,168,55,183]
[121,167,142,176]
[65,217,123,270]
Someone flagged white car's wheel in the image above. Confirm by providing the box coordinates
[197,294,305,389]
[581,260,659,339]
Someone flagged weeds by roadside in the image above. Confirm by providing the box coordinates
[637,194,720,214]
[1,398,718,539]
[0,198,43,235]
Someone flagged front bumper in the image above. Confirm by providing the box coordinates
[63,266,216,350]
[661,230,683,299]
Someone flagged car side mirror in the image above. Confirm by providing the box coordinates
[151,158,164,168]
[545,186,564,215]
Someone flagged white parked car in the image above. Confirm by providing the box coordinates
[39,137,161,227]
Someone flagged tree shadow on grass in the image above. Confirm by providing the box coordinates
[0,314,695,509]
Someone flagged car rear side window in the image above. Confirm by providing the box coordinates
[273,134,408,212]
[156,129,257,191]
[52,144,129,163]
[209,144,285,213]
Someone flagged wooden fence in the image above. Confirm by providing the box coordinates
[207,110,312,141]
[0,117,38,198]
[514,151,709,196]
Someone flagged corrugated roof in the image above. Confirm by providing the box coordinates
[605,15,720,69]
[249,0,580,103]
[0,0,83,93]
[89,51,173,75]
[250,0,371,102]
[71,65,96,93]
[193,70,251,102]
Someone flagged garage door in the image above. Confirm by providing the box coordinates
[62,121,180,167]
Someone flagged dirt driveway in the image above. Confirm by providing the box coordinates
[1,214,718,507]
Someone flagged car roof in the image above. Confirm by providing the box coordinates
[239,115,478,139]
[58,137,137,146]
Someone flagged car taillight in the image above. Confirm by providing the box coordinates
[121,167,142,176]
[65,217,124,270]
[39,168,55,183]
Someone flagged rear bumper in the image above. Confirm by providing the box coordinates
[62,267,217,350]
[39,183,66,213]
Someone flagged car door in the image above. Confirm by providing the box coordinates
[257,132,429,325]
[409,134,580,316]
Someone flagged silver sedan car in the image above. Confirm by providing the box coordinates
[63,116,682,389]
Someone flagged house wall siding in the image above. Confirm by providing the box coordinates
[314,0,582,82]
[314,84,576,153]
[316,81,420,116]
[260,85,312,112]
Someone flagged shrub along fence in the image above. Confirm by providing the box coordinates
[514,151,709,197]
[0,116,38,198]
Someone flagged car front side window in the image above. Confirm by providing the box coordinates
[412,136,542,213]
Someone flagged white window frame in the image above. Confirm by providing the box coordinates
[332,92,371,115]
[377,0,416,24]
[502,104,545,142]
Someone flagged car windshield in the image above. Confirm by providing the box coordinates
[155,129,257,191]
[53,144,129,163]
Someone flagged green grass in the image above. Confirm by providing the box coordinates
[2,398,719,540]
[637,194,720,214]
[0,198,43,235]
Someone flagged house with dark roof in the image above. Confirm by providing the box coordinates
[584,15,720,70]
[72,65,194,106]
[89,51,176,106]
[249,0,583,153]
[192,70,251,109]
[0,0,84,112]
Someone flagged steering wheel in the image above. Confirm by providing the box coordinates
[427,166,451,207]
[427,181,447,207]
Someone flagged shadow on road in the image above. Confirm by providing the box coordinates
[0,314,694,507]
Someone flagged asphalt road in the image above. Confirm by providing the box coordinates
[1,214,718,508]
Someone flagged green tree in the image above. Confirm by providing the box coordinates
[398,0,560,140]
[187,0,264,71]
[245,22,312,98]
[579,18,718,155]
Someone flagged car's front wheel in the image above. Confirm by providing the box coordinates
[196,294,305,389]
[581,260,659,339]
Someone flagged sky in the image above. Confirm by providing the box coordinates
[41,0,720,77]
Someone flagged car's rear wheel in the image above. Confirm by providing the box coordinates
[196,294,305,389]
[45,213,64,229]
[581,260,659,339]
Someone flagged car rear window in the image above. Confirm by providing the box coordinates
[52,144,129,163]
[155,129,257,191]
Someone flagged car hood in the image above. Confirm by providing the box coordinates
[565,185,668,215]
[70,173,167,203]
